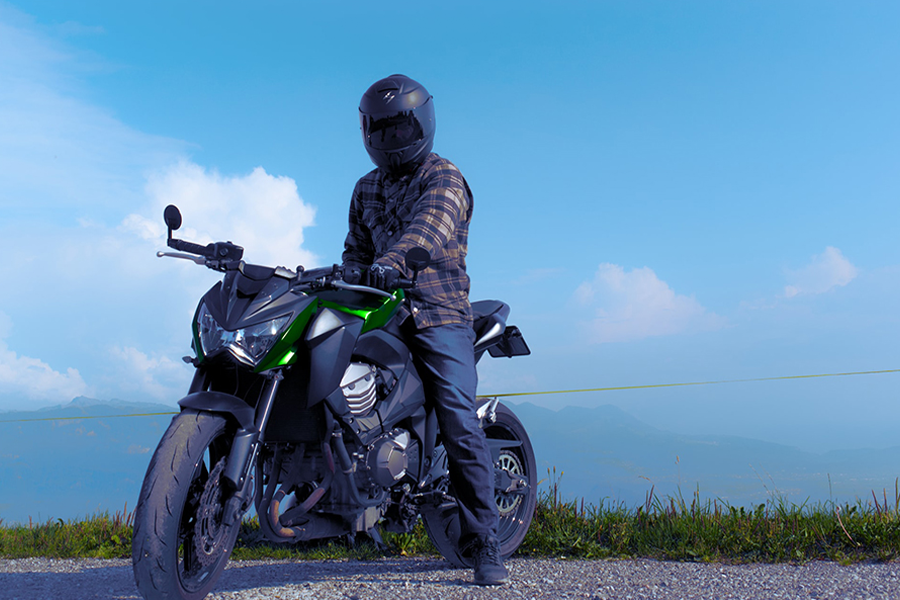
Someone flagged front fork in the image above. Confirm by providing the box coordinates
[221,371,282,525]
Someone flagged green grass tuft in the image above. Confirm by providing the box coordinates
[0,505,134,559]
[3,473,900,562]
[517,469,900,563]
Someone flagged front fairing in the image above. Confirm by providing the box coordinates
[191,266,405,375]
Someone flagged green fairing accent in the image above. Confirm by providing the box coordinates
[319,290,404,334]
[254,302,317,373]
[319,302,370,319]
[361,290,404,333]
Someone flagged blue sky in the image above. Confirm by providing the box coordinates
[0,1,898,452]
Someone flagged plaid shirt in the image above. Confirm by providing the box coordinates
[342,152,474,328]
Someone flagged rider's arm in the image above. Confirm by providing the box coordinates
[342,183,375,269]
[376,161,469,273]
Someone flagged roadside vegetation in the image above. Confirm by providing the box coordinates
[3,472,899,563]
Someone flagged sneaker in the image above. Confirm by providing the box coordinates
[472,537,509,586]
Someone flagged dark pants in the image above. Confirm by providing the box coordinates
[402,320,499,547]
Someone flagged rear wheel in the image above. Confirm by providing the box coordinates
[422,402,537,567]
[132,410,240,600]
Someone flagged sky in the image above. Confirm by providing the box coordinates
[0,1,898,452]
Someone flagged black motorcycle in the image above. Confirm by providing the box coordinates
[131,205,536,600]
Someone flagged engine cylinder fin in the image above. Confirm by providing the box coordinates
[341,362,380,416]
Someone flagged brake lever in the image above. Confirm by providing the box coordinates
[331,280,395,299]
[157,251,206,265]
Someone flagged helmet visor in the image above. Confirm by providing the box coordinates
[361,104,432,151]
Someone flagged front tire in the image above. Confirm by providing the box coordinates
[132,410,240,600]
[422,402,537,567]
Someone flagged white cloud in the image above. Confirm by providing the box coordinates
[0,311,89,408]
[784,247,858,298]
[0,11,321,408]
[109,346,191,403]
[124,161,318,270]
[573,264,726,343]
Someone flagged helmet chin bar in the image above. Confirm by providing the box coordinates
[365,142,432,175]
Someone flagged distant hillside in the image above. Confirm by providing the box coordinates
[511,402,900,507]
[1,398,898,525]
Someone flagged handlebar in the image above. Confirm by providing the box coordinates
[159,238,415,296]
[166,237,245,261]
[295,265,416,296]
[169,238,211,256]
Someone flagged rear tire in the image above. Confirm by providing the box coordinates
[132,410,239,600]
[422,402,537,567]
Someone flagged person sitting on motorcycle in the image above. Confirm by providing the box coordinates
[342,74,508,587]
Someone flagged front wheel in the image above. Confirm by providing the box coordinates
[132,410,240,600]
[422,402,537,567]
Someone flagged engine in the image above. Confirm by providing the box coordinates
[366,429,414,487]
[340,362,379,416]
[338,363,419,492]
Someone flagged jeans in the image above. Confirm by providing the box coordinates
[401,320,499,547]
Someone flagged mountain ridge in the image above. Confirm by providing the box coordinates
[1,398,897,525]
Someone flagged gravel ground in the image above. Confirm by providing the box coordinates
[1,557,898,600]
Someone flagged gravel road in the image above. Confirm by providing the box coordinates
[1,557,898,600]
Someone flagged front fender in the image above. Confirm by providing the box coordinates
[178,391,255,430]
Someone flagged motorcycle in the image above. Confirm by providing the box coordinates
[131,205,536,600]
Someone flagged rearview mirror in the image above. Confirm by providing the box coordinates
[164,205,182,240]
[405,247,431,274]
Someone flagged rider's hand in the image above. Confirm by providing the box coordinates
[343,266,363,285]
[365,264,400,291]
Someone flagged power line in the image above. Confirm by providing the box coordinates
[477,368,900,399]
[1,368,897,424]
[0,411,177,424]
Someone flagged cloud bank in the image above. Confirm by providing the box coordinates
[124,162,317,270]
[784,247,857,298]
[574,264,725,343]
[0,311,89,408]
[0,11,319,409]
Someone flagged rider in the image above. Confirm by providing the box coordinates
[342,74,508,586]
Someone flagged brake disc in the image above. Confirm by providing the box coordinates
[193,458,231,568]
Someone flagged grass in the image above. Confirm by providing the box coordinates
[0,505,135,559]
[3,473,900,563]
[517,469,900,563]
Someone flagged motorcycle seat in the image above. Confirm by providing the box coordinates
[472,300,510,348]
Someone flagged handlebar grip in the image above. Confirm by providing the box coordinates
[170,239,211,256]
[395,278,416,290]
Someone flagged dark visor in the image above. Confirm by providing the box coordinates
[361,107,428,151]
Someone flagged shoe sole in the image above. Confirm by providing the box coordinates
[474,576,510,586]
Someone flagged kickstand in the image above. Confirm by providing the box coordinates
[366,526,387,551]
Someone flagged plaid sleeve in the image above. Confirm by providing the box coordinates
[377,161,468,271]
[342,183,375,268]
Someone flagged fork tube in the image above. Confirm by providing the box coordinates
[255,371,283,440]
[222,372,281,491]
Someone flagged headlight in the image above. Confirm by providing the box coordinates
[197,303,290,367]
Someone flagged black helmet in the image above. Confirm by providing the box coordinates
[359,74,435,173]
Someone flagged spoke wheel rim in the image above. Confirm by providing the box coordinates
[495,450,524,515]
